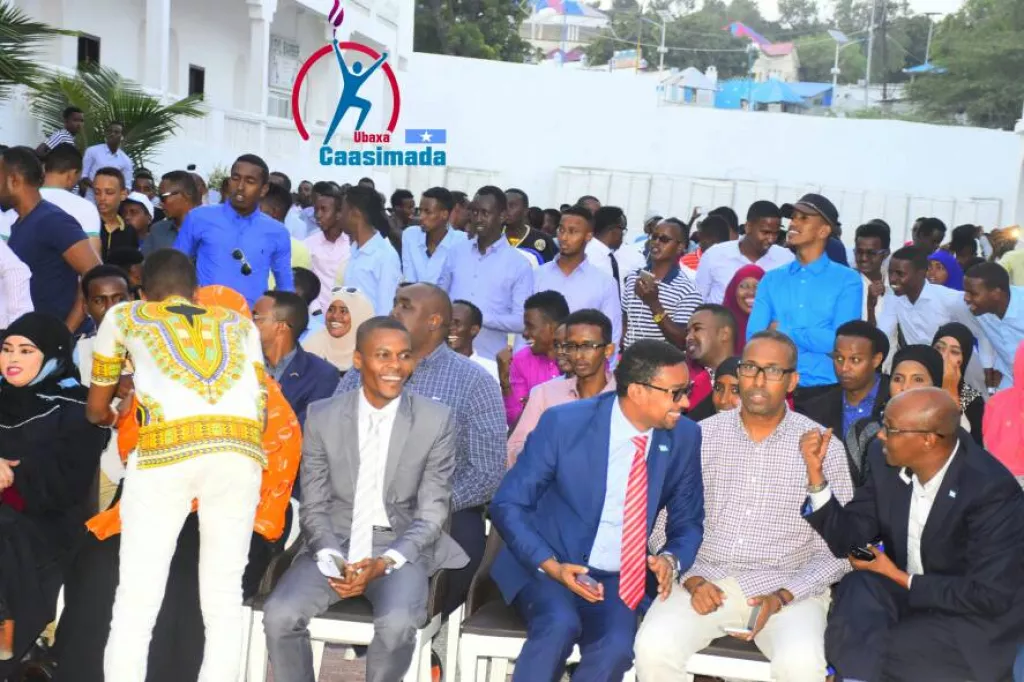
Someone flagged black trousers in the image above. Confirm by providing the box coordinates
[441,507,486,615]
[827,571,975,682]
[792,383,838,416]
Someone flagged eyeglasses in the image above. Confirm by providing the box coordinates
[640,382,692,402]
[159,190,180,202]
[854,248,888,258]
[737,362,796,381]
[650,234,678,244]
[232,248,253,276]
[331,286,361,294]
[881,423,950,438]
[554,341,608,354]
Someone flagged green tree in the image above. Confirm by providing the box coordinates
[0,1,72,102]
[778,0,821,30]
[30,65,204,167]
[794,33,866,82]
[415,0,532,62]
[907,0,1024,129]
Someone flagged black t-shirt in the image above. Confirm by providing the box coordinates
[100,221,140,262]
[514,226,558,263]
[8,200,89,321]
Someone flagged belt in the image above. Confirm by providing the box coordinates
[373,525,393,533]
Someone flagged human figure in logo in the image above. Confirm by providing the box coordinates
[325,41,389,144]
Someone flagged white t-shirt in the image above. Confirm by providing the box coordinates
[695,240,795,304]
[40,187,101,239]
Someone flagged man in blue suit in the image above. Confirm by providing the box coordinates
[253,291,340,427]
[490,339,705,682]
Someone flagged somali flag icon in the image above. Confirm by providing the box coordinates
[405,129,447,144]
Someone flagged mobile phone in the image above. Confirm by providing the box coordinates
[575,574,601,591]
[639,269,655,283]
[723,603,762,636]
[850,541,885,561]
[332,554,349,574]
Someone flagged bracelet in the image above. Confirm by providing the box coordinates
[774,589,792,607]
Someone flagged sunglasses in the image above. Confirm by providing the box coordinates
[640,382,692,402]
[330,286,361,294]
[232,248,253,276]
[159,190,181,202]
[650,234,678,244]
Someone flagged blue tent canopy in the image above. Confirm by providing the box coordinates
[903,62,948,74]
[750,79,805,105]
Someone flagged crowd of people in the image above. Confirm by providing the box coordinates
[0,109,1022,682]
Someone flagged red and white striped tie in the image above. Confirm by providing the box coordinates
[619,434,649,610]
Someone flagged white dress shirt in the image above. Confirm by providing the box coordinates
[860,272,889,322]
[694,240,795,304]
[353,390,407,568]
[811,442,959,587]
[586,238,647,291]
[0,239,33,328]
[470,351,500,384]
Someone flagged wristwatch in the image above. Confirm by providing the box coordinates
[659,552,681,578]
[652,312,666,324]
[807,480,828,494]
[380,556,397,575]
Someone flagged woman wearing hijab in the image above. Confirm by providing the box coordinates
[983,341,1024,487]
[926,250,965,291]
[722,265,764,354]
[932,322,985,443]
[0,313,109,670]
[843,345,945,486]
[52,290,302,682]
[686,357,740,421]
[301,286,374,373]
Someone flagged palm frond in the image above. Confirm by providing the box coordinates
[30,64,205,167]
[0,1,75,100]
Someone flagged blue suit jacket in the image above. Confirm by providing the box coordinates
[490,392,704,604]
[277,346,341,428]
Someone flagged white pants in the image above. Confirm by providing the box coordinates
[103,453,262,682]
[634,577,831,682]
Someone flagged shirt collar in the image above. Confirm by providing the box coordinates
[470,234,511,255]
[221,201,263,223]
[660,263,683,284]
[267,347,298,375]
[417,341,451,370]
[587,239,611,257]
[358,387,402,420]
[104,215,126,232]
[900,440,960,489]
[843,374,880,409]
[788,251,831,275]
[355,231,385,254]
[610,395,653,442]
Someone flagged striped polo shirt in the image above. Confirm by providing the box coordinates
[621,265,702,350]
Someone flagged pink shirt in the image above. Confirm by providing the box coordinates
[505,347,561,425]
[507,374,617,466]
[305,230,351,312]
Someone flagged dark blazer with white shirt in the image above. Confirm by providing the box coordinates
[803,431,1024,682]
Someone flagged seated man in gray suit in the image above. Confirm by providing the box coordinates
[263,316,468,682]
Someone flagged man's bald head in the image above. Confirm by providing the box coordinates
[391,282,452,355]
[882,388,959,471]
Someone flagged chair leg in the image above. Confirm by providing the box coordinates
[444,605,463,682]
[403,629,422,682]
[458,636,478,682]
[311,639,326,676]
[487,657,508,682]
[247,609,269,682]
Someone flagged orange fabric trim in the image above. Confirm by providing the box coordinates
[86,377,301,542]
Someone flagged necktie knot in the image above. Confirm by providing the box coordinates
[631,435,649,454]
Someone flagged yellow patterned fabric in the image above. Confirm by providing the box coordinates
[112,297,249,405]
[91,351,126,386]
[137,416,264,469]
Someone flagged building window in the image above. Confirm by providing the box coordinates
[188,65,205,98]
[77,34,100,67]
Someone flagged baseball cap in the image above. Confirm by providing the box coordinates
[122,191,154,219]
[780,193,840,231]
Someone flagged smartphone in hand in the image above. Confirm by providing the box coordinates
[575,573,601,592]
[723,604,762,636]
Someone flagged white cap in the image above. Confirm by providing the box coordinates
[123,191,154,219]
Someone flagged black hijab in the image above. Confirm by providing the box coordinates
[932,322,976,369]
[0,312,83,426]
[891,344,944,388]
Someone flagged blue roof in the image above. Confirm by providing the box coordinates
[750,79,805,105]
[903,62,948,74]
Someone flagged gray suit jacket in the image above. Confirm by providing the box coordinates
[299,388,468,575]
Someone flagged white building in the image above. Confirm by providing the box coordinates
[0,0,414,189]
[751,42,800,82]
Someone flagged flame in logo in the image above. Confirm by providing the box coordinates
[328,0,345,29]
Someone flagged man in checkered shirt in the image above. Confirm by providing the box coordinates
[636,329,854,682]
[34,106,85,156]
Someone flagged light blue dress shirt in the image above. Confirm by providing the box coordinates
[974,285,1024,389]
[589,397,653,572]
[343,232,403,316]
[172,202,293,305]
[533,256,622,347]
[438,235,534,360]
[401,225,467,284]
[747,252,863,387]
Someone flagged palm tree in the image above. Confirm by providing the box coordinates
[0,1,72,101]
[30,64,205,167]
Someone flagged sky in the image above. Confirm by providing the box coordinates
[750,0,964,21]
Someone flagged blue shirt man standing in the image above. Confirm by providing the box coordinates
[173,154,293,305]
[747,193,862,411]
[438,186,533,360]
[963,262,1024,389]
[340,185,403,316]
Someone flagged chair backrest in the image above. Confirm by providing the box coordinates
[465,525,506,616]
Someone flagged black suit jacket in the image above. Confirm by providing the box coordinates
[798,375,889,485]
[803,431,1024,682]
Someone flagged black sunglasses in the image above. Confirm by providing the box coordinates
[640,382,692,402]
[232,248,253,276]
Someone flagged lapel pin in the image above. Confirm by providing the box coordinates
[658,444,668,452]
[949,490,957,499]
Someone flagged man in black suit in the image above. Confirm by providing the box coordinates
[799,388,1024,682]
[798,320,890,486]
